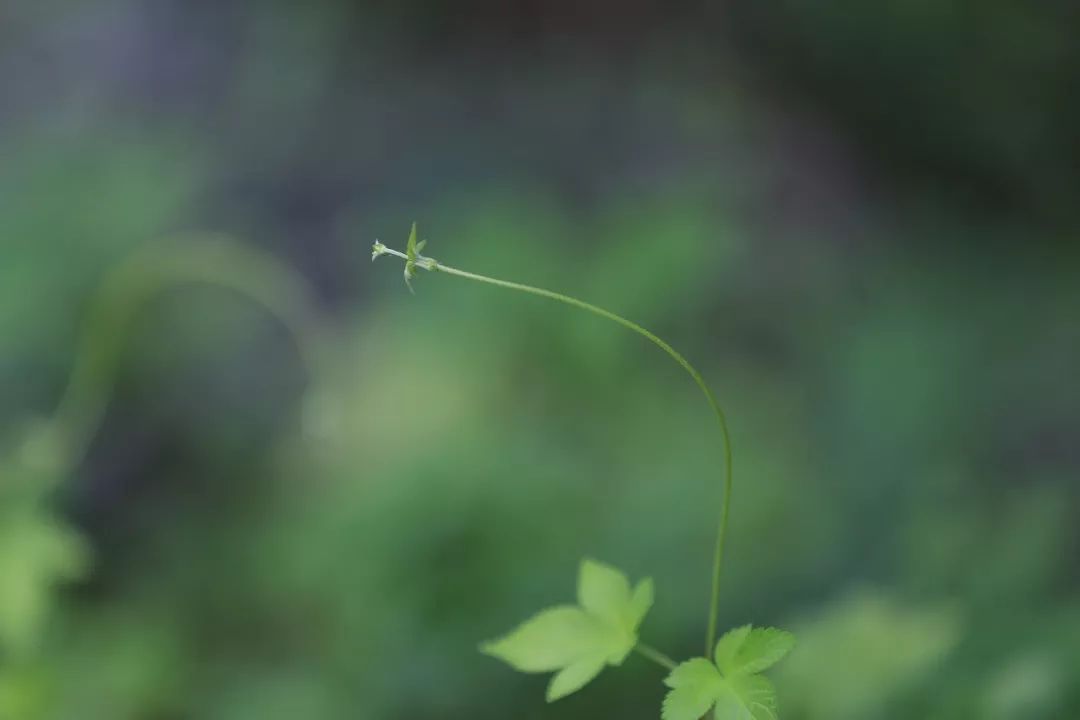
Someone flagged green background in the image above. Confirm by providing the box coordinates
[1,2,1078,718]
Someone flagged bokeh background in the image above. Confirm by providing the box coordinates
[2,2,1079,718]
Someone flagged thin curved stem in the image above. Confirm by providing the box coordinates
[635,643,678,671]
[430,262,734,656]
[51,234,326,468]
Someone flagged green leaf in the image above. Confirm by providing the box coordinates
[662,658,725,720]
[724,674,778,720]
[0,508,90,653]
[578,558,631,624]
[663,625,793,720]
[481,559,654,702]
[733,628,796,675]
[715,626,795,676]
[577,558,654,642]
[714,625,752,673]
[627,576,655,630]
[405,221,419,260]
[403,222,419,292]
[481,606,607,672]
[545,652,607,702]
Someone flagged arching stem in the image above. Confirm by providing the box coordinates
[375,243,735,656]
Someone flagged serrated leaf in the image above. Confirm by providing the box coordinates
[482,559,654,702]
[664,625,793,720]
[732,628,796,675]
[715,626,795,676]
[662,658,724,720]
[714,625,753,673]
[663,660,780,720]
[724,674,778,720]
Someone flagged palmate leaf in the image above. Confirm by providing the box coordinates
[662,626,794,720]
[545,651,608,702]
[716,626,796,676]
[481,606,610,672]
[713,674,779,720]
[662,658,726,720]
[577,557,655,651]
[481,559,654,702]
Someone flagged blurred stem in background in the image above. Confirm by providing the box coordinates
[375,238,735,655]
[2,235,327,664]
[47,235,328,472]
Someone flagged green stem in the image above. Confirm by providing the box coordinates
[50,234,326,468]
[430,262,734,656]
[635,643,679,671]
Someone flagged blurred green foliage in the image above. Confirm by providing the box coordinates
[776,590,959,719]
[2,2,1079,719]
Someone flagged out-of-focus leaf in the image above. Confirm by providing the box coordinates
[0,508,89,653]
[775,589,960,720]
[482,559,653,702]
